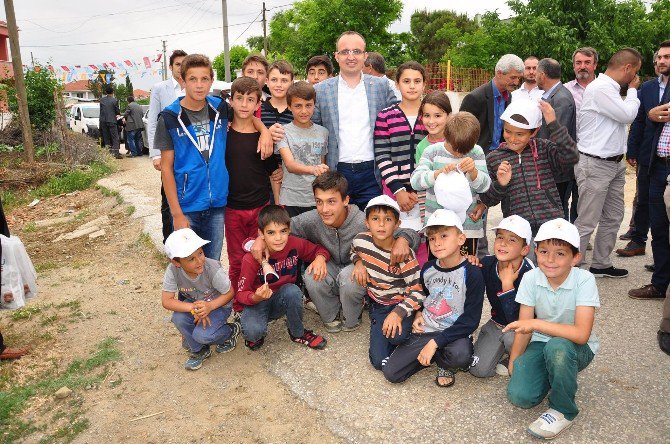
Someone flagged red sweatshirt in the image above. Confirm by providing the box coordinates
[234,235,330,311]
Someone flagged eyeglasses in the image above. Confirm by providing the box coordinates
[336,49,365,56]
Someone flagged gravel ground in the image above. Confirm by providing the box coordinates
[103,156,669,443]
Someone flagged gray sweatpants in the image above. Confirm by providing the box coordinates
[574,154,626,269]
[470,319,515,378]
[302,261,366,328]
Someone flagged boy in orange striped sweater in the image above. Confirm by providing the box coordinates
[351,195,424,370]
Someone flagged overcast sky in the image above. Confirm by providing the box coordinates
[1,0,512,90]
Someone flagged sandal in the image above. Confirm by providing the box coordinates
[435,367,455,387]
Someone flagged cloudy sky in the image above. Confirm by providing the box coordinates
[0,0,512,89]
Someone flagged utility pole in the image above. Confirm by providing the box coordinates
[221,0,231,82]
[3,0,35,163]
[262,2,268,56]
[30,51,34,67]
[161,40,168,81]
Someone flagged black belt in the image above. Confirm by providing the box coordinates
[579,151,624,162]
[337,160,375,171]
[656,155,670,168]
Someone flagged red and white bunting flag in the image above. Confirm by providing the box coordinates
[154,54,162,63]
[61,65,70,72]
[124,60,133,67]
[143,56,151,69]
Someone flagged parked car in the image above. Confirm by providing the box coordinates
[68,103,100,138]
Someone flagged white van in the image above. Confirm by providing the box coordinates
[68,103,100,138]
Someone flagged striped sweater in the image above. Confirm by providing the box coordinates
[410,143,491,239]
[480,120,578,233]
[350,232,424,318]
[374,105,427,194]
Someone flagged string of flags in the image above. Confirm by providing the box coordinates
[47,54,165,83]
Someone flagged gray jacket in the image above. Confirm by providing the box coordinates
[536,82,576,183]
[124,101,145,131]
[290,205,420,267]
[99,95,120,124]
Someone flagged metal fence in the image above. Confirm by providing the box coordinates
[425,63,492,93]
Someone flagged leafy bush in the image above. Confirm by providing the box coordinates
[5,64,60,131]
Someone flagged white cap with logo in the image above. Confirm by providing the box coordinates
[420,208,464,233]
[534,218,580,250]
[364,194,401,214]
[501,99,543,130]
[164,228,210,259]
[492,215,533,245]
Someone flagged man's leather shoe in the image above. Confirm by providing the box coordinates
[628,284,665,300]
[615,241,645,257]
[658,330,670,356]
[0,347,29,360]
[645,264,655,272]
[619,228,634,240]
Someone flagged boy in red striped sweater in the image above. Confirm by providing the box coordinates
[351,195,424,370]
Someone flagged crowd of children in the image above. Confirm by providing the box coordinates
[156,49,599,440]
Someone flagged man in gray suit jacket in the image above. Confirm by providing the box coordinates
[536,58,577,219]
[312,31,398,210]
[99,85,121,158]
[123,96,145,157]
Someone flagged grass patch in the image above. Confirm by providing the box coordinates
[35,261,59,273]
[1,190,25,212]
[10,304,48,321]
[125,205,135,216]
[31,162,113,199]
[23,222,37,233]
[96,185,123,204]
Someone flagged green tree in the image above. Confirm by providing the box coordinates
[4,64,60,131]
[213,45,251,80]
[409,9,478,63]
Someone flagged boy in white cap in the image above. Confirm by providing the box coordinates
[480,100,578,238]
[470,215,535,378]
[504,218,599,439]
[350,195,424,370]
[383,209,485,387]
[161,228,239,371]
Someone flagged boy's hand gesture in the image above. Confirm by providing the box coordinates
[269,123,285,143]
[496,160,512,187]
[382,311,404,338]
[351,260,369,287]
[254,283,273,302]
[172,214,190,230]
[538,100,556,124]
[458,157,475,174]
[434,163,457,179]
[498,261,519,292]
[395,190,417,212]
[464,254,482,268]
[412,311,425,333]
[270,168,283,183]
[503,319,536,334]
[251,237,269,264]
[306,255,327,282]
[258,130,274,159]
[468,202,486,222]
[417,339,438,366]
[312,164,329,176]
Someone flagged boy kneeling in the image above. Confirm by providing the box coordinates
[162,229,240,371]
[504,218,599,439]
[235,205,328,350]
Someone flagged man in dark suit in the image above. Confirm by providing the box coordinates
[460,54,523,256]
[536,58,577,220]
[628,40,670,301]
[99,85,121,159]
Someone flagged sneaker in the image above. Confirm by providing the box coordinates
[216,321,241,353]
[304,296,319,314]
[495,356,510,376]
[628,284,665,300]
[619,228,634,241]
[324,319,342,333]
[615,241,645,257]
[245,337,265,351]
[341,322,361,332]
[289,329,327,349]
[184,346,212,371]
[658,330,670,356]
[589,266,628,278]
[527,409,573,439]
[645,264,655,272]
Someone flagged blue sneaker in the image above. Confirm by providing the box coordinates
[216,321,241,353]
[184,346,211,371]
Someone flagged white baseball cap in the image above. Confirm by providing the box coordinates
[492,215,533,245]
[501,99,542,130]
[164,228,210,259]
[365,194,400,215]
[534,218,580,250]
[420,209,464,233]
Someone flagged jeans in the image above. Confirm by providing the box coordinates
[183,206,225,261]
[368,300,413,370]
[507,338,594,421]
[240,283,305,342]
[127,129,144,156]
[225,205,266,289]
[171,305,233,353]
[337,161,382,211]
[649,161,670,294]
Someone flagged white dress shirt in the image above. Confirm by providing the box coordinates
[147,77,186,158]
[577,73,640,158]
[337,74,373,163]
[512,82,544,101]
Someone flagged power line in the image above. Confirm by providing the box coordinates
[232,10,263,44]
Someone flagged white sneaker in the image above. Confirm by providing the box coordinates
[527,409,573,440]
[495,363,509,376]
[304,299,319,314]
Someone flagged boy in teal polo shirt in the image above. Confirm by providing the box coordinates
[504,218,599,440]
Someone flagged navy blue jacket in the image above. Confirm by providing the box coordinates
[481,255,534,326]
[161,96,229,213]
[650,77,670,160]
[627,78,664,167]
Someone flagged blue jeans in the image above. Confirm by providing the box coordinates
[127,129,144,156]
[368,299,413,370]
[183,207,224,261]
[649,160,670,294]
[337,161,382,211]
[240,283,304,342]
[171,305,233,353]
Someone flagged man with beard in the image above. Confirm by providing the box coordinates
[618,43,670,262]
[512,56,543,101]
